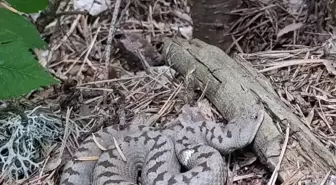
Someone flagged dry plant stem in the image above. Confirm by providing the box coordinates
[267,122,289,185]
[197,80,210,102]
[281,168,303,185]
[78,76,147,86]
[317,99,334,134]
[233,173,261,182]
[39,155,49,178]
[63,50,87,75]
[52,15,81,51]
[103,0,122,104]
[0,1,19,13]
[259,59,331,72]
[76,87,114,92]
[157,82,183,116]
[104,0,122,65]
[319,170,331,185]
[60,108,73,156]
[136,50,152,74]
[92,134,107,151]
[113,137,127,161]
[77,25,101,76]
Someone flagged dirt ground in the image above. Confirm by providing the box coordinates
[190,0,241,52]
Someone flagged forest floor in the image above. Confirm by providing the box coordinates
[1,0,336,184]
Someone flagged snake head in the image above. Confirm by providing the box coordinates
[216,109,264,154]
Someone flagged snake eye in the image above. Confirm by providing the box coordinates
[253,113,258,120]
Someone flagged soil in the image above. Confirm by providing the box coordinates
[189,0,241,51]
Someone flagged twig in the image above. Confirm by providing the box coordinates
[319,171,331,185]
[104,0,122,70]
[55,11,89,17]
[76,25,101,75]
[0,1,19,14]
[267,121,290,185]
[103,0,122,104]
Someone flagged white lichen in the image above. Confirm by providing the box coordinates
[0,106,63,181]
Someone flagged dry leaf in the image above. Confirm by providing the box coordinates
[197,99,215,121]
[172,25,193,40]
[117,33,164,69]
[92,134,107,151]
[305,108,315,129]
[277,22,303,38]
[322,60,336,75]
[44,158,62,172]
[44,144,62,172]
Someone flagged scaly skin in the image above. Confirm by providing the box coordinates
[59,105,264,185]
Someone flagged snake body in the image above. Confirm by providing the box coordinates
[59,105,264,185]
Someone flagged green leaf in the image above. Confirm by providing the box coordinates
[0,41,59,100]
[0,8,46,49]
[5,0,48,13]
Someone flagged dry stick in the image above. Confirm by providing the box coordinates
[197,80,209,102]
[113,137,127,161]
[39,155,50,178]
[0,1,20,13]
[76,86,114,92]
[156,83,183,118]
[268,121,290,185]
[259,59,329,72]
[52,15,81,51]
[103,0,122,104]
[317,98,334,134]
[60,107,73,156]
[76,25,101,76]
[281,168,303,185]
[64,49,87,75]
[225,35,244,53]
[233,173,261,182]
[104,0,122,66]
[78,76,146,86]
[319,170,331,185]
[27,173,49,184]
[147,82,183,126]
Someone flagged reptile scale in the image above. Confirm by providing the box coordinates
[59,105,264,185]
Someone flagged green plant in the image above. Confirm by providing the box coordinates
[0,0,59,100]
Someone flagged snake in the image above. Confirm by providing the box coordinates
[59,105,264,185]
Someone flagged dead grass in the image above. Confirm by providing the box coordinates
[228,0,336,157]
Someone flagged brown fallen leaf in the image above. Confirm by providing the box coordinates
[117,33,164,70]
[44,144,62,172]
[277,22,304,38]
[322,60,336,75]
[305,107,315,129]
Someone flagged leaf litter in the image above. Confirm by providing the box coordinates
[229,0,336,154]
[227,0,336,183]
[2,0,336,184]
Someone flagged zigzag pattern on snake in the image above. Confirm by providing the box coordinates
[59,105,264,185]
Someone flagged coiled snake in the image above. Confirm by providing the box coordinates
[59,105,264,185]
